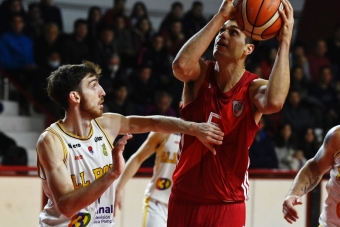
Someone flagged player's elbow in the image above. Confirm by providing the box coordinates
[263,101,284,114]
[172,59,191,81]
[57,200,76,218]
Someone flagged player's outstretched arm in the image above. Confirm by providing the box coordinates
[251,0,294,115]
[100,113,224,155]
[172,0,235,83]
[114,132,168,216]
[37,131,129,218]
[283,126,340,224]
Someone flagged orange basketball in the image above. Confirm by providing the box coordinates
[235,0,284,41]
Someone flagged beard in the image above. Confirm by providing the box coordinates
[80,95,104,119]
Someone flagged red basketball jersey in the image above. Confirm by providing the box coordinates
[172,61,260,203]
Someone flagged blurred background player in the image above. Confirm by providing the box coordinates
[114,132,180,227]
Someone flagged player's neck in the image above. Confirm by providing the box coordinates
[60,110,93,138]
[214,62,245,92]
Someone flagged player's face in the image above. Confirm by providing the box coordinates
[79,75,106,119]
[213,20,249,61]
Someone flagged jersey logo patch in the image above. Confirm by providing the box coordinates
[156,178,172,190]
[232,100,245,117]
[88,146,94,155]
[102,144,108,156]
[68,212,91,227]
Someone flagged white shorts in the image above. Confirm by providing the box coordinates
[142,197,167,227]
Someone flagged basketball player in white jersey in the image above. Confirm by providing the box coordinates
[36,61,224,227]
[283,125,340,226]
[114,132,180,227]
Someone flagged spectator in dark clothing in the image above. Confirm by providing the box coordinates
[103,0,131,29]
[129,1,149,27]
[143,90,177,117]
[289,41,311,80]
[162,19,186,59]
[34,22,62,68]
[0,14,35,71]
[309,65,340,131]
[297,127,321,160]
[0,0,26,34]
[326,24,340,81]
[137,33,172,78]
[129,64,156,114]
[25,3,44,41]
[86,6,103,53]
[94,27,118,69]
[131,17,155,54]
[39,0,63,32]
[282,88,314,138]
[159,2,183,37]
[61,19,91,64]
[182,1,207,39]
[290,65,309,99]
[249,117,278,169]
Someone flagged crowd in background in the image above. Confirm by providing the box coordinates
[0,0,339,170]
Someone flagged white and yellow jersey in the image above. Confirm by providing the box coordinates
[38,119,115,227]
[319,151,340,227]
[144,133,181,205]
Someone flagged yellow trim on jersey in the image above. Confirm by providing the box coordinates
[142,196,150,227]
[93,119,113,149]
[37,127,69,179]
[56,119,93,140]
[334,150,340,162]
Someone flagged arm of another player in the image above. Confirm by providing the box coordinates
[250,0,294,115]
[172,0,235,83]
[114,132,168,216]
[282,126,340,224]
[37,131,128,218]
[99,113,224,155]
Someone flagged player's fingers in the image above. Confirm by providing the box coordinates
[204,142,216,155]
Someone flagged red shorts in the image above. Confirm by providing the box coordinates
[167,193,246,227]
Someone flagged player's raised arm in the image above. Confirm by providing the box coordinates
[282,126,340,224]
[114,132,168,216]
[172,0,236,83]
[250,0,294,115]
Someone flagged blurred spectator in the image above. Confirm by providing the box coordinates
[0,0,26,34]
[297,127,321,160]
[103,0,130,29]
[275,123,297,170]
[105,79,134,116]
[131,17,154,54]
[290,65,309,99]
[290,149,307,171]
[0,14,35,71]
[182,1,207,39]
[34,22,62,68]
[326,24,340,81]
[61,19,91,64]
[290,41,311,80]
[129,64,156,114]
[137,33,172,77]
[282,88,314,137]
[94,27,118,69]
[249,117,278,169]
[39,0,63,32]
[159,2,183,38]
[308,39,332,83]
[309,65,340,131]
[114,15,135,69]
[129,1,149,27]
[260,46,277,80]
[162,19,186,59]
[25,3,44,41]
[101,54,130,83]
[86,6,103,49]
[143,90,177,117]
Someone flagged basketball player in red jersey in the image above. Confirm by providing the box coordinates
[167,0,294,226]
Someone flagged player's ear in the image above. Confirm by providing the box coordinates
[244,43,255,56]
[69,91,81,104]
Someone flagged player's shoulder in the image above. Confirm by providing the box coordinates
[96,112,123,125]
[36,129,62,152]
[323,125,340,149]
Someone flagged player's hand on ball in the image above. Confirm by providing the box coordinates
[282,195,303,224]
[277,0,294,43]
[218,0,236,21]
[111,134,133,178]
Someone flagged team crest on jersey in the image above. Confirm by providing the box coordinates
[102,144,108,156]
[232,100,245,117]
[68,212,91,227]
[88,146,94,155]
